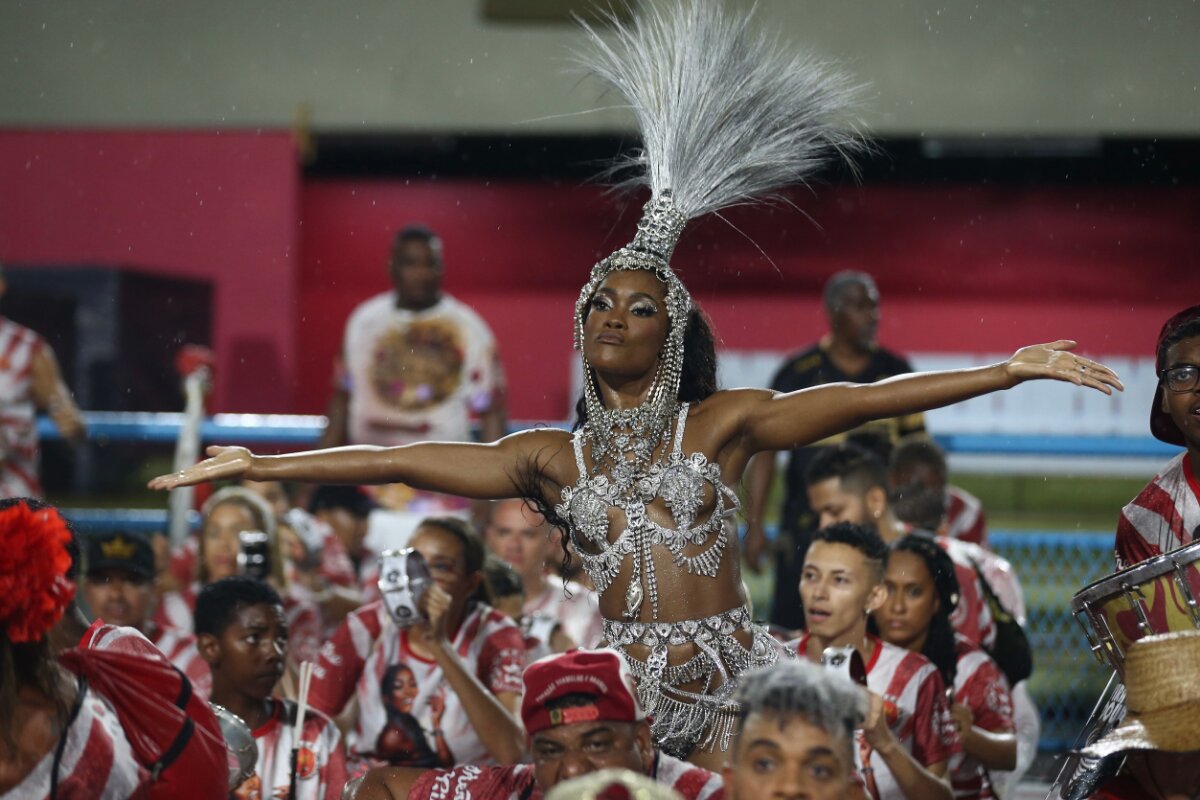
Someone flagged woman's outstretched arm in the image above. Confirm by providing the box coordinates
[737,340,1122,454]
[148,428,569,500]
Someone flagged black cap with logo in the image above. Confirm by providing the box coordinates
[85,531,155,581]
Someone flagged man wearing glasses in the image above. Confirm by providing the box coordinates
[1115,305,1200,568]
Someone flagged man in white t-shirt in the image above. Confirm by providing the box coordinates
[320,225,507,518]
[484,498,602,649]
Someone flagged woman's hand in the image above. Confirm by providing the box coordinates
[950,702,974,734]
[862,690,897,755]
[148,445,255,490]
[417,584,453,646]
[1004,340,1124,394]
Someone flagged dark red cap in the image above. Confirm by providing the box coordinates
[521,649,645,736]
[1151,305,1200,446]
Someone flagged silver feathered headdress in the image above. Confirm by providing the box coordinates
[573,0,863,438]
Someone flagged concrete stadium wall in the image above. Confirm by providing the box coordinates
[1,1,1198,136]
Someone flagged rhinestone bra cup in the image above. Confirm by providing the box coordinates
[556,404,739,620]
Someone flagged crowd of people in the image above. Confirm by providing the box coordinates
[2,2,1198,799]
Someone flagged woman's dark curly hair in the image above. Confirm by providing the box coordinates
[888,534,961,689]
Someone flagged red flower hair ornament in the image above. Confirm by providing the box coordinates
[0,500,75,643]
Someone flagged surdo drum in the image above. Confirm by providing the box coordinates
[1071,539,1200,677]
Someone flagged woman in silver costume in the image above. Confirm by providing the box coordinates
[151,2,1123,767]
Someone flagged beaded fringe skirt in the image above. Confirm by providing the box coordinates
[603,605,787,759]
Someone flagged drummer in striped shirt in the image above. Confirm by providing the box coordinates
[197,577,347,800]
[1115,305,1200,569]
[793,522,960,800]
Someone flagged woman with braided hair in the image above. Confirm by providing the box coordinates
[876,534,1018,799]
[152,1,1122,766]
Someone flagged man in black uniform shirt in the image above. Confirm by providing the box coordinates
[744,270,925,630]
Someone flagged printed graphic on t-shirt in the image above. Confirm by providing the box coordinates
[370,320,465,411]
[375,663,455,768]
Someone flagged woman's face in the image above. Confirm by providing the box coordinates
[876,550,940,652]
[581,269,671,381]
[277,522,308,567]
[410,525,479,607]
[389,667,419,713]
[202,502,257,582]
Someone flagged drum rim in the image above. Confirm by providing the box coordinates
[1071,539,1200,613]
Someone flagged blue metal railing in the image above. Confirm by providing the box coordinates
[38,411,1181,461]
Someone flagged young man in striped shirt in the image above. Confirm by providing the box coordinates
[793,522,960,800]
[197,577,347,800]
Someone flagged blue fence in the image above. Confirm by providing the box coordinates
[989,531,1115,750]
[37,411,1182,460]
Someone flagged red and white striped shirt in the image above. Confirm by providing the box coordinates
[865,637,960,800]
[520,612,558,666]
[950,639,1014,800]
[148,624,212,700]
[970,548,1026,625]
[2,686,144,800]
[1115,453,1200,569]
[318,528,359,588]
[523,575,603,649]
[231,698,347,800]
[0,317,45,498]
[72,621,228,799]
[936,537,996,650]
[944,485,988,548]
[310,601,525,769]
[407,751,725,800]
[792,634,960,800]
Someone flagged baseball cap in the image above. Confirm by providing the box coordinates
[1150,305,1200,446]
[521,649,646,736]
[86,531,155,581]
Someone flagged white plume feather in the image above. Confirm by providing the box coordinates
[575,0,866,220]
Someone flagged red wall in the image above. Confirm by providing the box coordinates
[3,130,1194,422]
[299,179,1198,420]
[0,130,300,412]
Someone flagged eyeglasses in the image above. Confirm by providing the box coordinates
[1162,365,1200,393]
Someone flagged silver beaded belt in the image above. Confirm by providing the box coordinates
[603,606,785,757]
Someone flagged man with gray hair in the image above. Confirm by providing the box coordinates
[745,270,925,631]
[723,659,869,800]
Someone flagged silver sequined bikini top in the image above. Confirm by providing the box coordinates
[555,404,740,605]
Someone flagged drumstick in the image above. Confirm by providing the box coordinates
[289,661,314,800]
